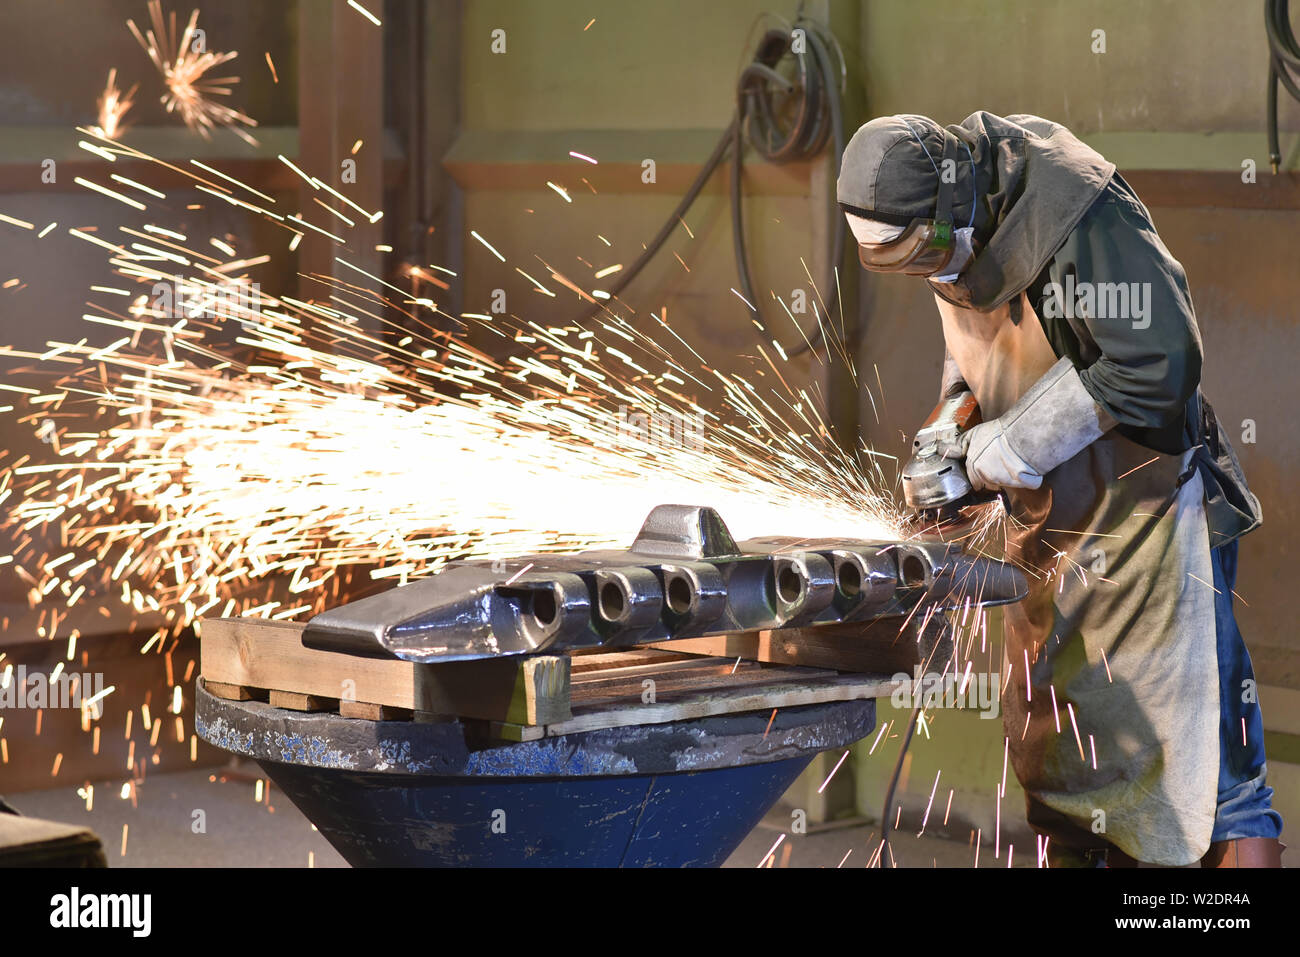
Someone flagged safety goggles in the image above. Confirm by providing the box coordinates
[843,126,973,277]
[855,217,955,275]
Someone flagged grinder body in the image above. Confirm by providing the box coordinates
[901,391,993,524]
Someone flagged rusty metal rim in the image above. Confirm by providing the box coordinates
[194,679,875,779]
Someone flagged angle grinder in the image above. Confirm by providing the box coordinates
[901,390,1002,527]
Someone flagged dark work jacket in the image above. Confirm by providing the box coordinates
[1019,173,1262,546]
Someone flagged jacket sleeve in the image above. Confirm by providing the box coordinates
[1028,177,1203,432]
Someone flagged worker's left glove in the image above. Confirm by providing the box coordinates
[943,357,1117,491]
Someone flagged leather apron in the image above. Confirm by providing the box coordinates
[934,291,1220,866]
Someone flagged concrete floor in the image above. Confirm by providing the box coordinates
[731,808,1025,868]
[9,763,348,868]
[6,762,1020,868]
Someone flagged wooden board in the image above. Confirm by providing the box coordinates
[269,690,338,713]
[339,700,414,722]
[641,618,936,675]
[572,661,800,706]
[489,670,902,742]
[203,679,264,702]
[200,618,572,725]
[569,657,743,688]
[568,648,699,673]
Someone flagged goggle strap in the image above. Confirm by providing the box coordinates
[935,131,958,226]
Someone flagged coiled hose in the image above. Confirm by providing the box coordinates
[1267,0,1300,172]
[734,20,847,357]
[579,15,847,358]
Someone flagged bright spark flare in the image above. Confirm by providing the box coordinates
[94,69,137,141]
[128,1,259,145]
[0,127,901,637]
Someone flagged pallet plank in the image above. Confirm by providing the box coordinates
[204,679,263,702]
[641,620,933,675]
[571,664,836,708]
[639,633,761,660]
[570,657,747,686]
[269,690,338,712]
[569,648,698,673]
[489,671,903,742]
[200,618,571,725]
[339,700,414,721]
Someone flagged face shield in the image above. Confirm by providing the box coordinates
[841,126,976,279]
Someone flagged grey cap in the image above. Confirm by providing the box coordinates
[839,111,1117,312]
[837,114,953,226]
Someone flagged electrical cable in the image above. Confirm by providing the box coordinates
[1266,0,1300,173]
[575,117,738,321]
[877,702,921,868]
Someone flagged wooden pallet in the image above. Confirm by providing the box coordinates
[199,617,908,741]
[497,658,897,743]
[200,617,572,725]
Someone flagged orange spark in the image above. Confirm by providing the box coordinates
[94,69,137,141]
[128,1,259,144]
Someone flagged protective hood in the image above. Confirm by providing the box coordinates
[837,112,1116,312]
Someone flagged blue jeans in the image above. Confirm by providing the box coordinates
[1209,540,1284,841]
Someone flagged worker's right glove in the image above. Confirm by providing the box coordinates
[940,357,1117,491]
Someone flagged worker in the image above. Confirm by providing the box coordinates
[838,112,1283,867]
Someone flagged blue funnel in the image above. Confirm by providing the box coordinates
[196,681,873,867]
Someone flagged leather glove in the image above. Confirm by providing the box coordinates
[958,420,1042,490]
[939,357,1117,491]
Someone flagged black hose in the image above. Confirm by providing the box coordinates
[1266,0,1300,173]
[877,702,921,868]
[575,118,738,322]
[577,16,847,359]
[733,21,847,357]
